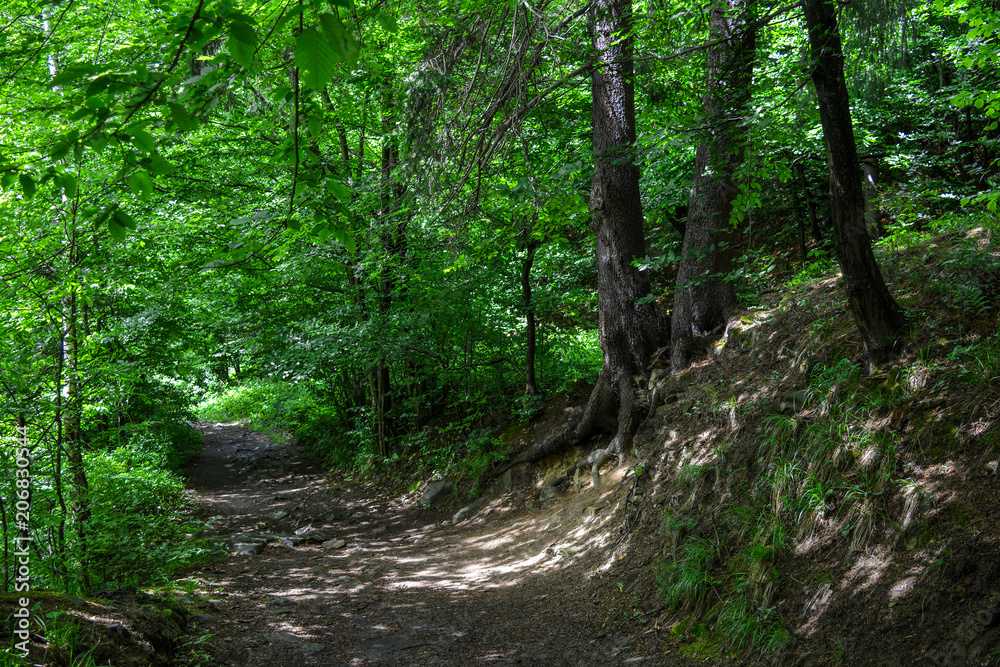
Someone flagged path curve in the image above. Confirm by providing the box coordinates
[182,423,668,666]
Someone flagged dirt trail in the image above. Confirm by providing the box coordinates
[182,423,672,666]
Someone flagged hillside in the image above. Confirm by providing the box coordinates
[517,222,1000,664]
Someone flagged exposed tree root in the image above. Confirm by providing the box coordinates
[484,370,649,488]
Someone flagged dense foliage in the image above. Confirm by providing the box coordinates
[1,0,996,599]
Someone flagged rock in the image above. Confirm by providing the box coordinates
[322,538,347,550]
[980,603,1000,627]
[452,496,488,524]
[649,373,691,409]
[421,481,456,506]
[231,542,265,556]
[539,486,558,501]
[647,368,669,391]
[773,390,810,414]
[723,318,754,349]
[264,631,324,655]
[503,469,513,492]
[266,510,288,520]
[279,537,305,548]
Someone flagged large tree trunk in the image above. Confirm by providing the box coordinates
[490,0,666,482]
[804,0,907,368]
[671,0,756,371]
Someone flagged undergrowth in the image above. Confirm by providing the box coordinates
[655,212,1000,662]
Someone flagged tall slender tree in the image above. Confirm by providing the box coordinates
[803,0,908,368]
[671,0,756,371]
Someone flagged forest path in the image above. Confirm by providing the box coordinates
[181,422,667,666]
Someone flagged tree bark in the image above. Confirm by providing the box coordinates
[490,0,667,482]
[804,0,907,368]
[671,0,756,371]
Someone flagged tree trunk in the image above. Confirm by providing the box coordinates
[794,161,824,247]
[671,0,756,371]
[490,0,666,482]
[63,288,92,592]
[804,0,907,368]
[521,229,540,396]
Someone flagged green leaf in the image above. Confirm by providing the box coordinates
[113,208,137,230]
[108,218,129,242]
[229,18,258,46]
[376,13,399,33]
[147,152,175,175]
[227,19,258,68]
[273,4,305,33]
[307,116,323,138]
[295,27,340,90]
[128,171,153,201]
[60,173,78,198]
[168,102,195,132]
[51,64,99,86]
[131,128,156,153]
[85,75,111,97]
[326,179,351,201]
[108,207,136,242]
[332,226,356,252]
[319,13,358,69]
[18,174,35,199]
[51,141,71,161]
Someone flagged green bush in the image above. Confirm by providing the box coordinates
[84,449,217,589]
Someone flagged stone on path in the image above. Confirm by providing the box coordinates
[452,496,487,524]
[322,538,347,549]
[263,631,324,655]
[230,542,265,556]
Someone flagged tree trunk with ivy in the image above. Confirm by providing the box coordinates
[804,0,907,368]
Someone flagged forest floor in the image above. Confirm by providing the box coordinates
[179,420,693,666]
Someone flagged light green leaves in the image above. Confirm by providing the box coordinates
[227,13,259,68]
[295,27,340,91]
[128,171,154,202]
[294,13,359,91]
